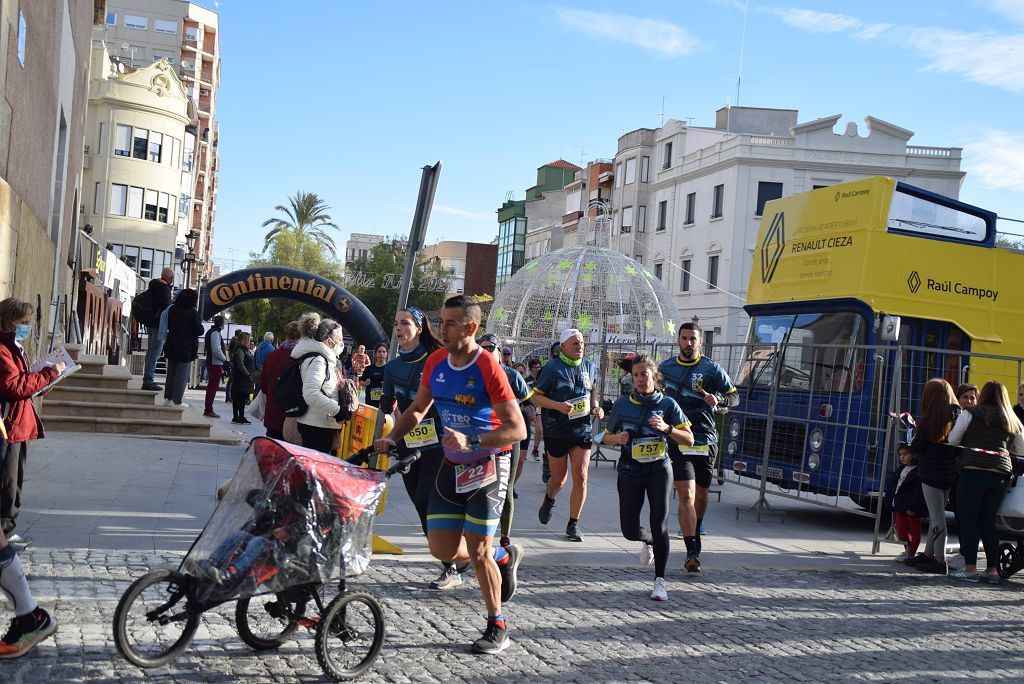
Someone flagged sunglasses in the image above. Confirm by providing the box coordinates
[481,344,496,352]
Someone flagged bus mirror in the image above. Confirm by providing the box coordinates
[879,314,901,342]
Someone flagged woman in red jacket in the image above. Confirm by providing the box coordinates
[0,298,65,548]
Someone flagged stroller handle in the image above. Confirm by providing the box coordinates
[346,445,422,477]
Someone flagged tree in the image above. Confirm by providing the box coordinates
[343,238,452,332]
[262,191,340,257]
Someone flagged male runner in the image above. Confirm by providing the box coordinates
[659,322,738,571]
[531,328,603,542]
[375,296,526,655]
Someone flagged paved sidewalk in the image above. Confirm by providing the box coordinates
[5,419,1024,681]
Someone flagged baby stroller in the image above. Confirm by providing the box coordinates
[995,467,1024,580]
[112,437,419,681]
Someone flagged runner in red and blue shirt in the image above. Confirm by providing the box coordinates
[375,296,526,656]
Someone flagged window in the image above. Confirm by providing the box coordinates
[185,26,203,43]
[17,12,26,67]
[637,205,646,233]
[93,182,101,214]
[114,125,131,156]
[621,206,634,233]
[704,330,715,353]
[110,184,128,216]
[148,132,163,163]
[640,156,650,183]
[707,255,719,289]
[154,19,177,34]
[144,189,158,221]
[685,192,696,224]
[634,255,643,264]
[182,145,194,172]
[152,50,175,65]
[158,192,171,223]
[127,186,144,218]
[122,245,139,269]
[139,248,154,279]
[711,184,724,219]
[654,263,663,281]
[97,122,104,152]
[657,200,667,231]
[755,181,784,216]
[662,141,672,169]
[179,194,190,216]
[106,12,117,25]
[132,128,149,160]
[680,259,691,292]
[124,15,148,30]
[813,184,831,189]
[615,163,622,189]
[170,137,180,168]
[624,158,636,185]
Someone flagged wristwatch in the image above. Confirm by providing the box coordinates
[469,435,481,450]
[662,424,673,435]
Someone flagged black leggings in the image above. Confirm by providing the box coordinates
[401,447,444,535]
[297,423,339,455]
[617,463,672,578]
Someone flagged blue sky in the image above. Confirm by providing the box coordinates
[204,0,1024,272]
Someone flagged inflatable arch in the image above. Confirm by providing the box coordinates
[200,266,387,347]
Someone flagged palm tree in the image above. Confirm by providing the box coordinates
[261,191,340,256]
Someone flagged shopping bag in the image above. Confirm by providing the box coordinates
[247,390,267,421]
[997,474,1024,517]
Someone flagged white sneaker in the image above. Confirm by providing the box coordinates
[650,577,668,602]
[178,402,190,409]
[163,399,172,406]
[640,543,654,566]
[894,551,908,563]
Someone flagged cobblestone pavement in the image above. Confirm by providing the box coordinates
[6,548,1023,682]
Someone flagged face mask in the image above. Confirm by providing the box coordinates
[14,323,31,341]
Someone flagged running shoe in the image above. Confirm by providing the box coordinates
[894,551,909,563]
[698,521,707,535]
[532,450,540,461]
[499,536,511,548]
[538,496,555,525]
[904,553,930,567]
[430,565,463,590]
[471,622,510,655]
[684,553,701,573]
[916,559,948,575]
[0,608,58,659]
[984,573,1002,585]
[640,543,654,566]
[948,568,981,582]
[5,534,31,548]
[649,577,668,602]
[565,521,583,542]
[499,544,523,603]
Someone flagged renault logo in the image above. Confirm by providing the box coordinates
[907,271,921,294]
[761,212,785,284]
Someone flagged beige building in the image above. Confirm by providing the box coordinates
[0,1,99,353]
[95,0,220,287]
[83,44,194,285]
[345,232,386,264]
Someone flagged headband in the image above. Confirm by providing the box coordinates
[404,307,425,329]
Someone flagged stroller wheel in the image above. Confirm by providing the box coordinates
[997,543,1017,579]
[315,591,385,681]
[236,593,302,651]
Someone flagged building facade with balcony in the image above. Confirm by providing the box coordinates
[95,0,220,287]
[610,106,966,348]
[83,44,193,286]
[345,232,386,264]
[420,240,497,299]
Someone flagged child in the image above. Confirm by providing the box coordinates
[350,344,370,379]
[885,442,926,564]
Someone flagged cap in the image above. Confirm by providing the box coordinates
[559,328,583,345]
[501,346,512,355]
[479,333,499,347]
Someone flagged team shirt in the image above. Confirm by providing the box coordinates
[534,353,599,438]
[363,363,386,408]
[421,347,516,465]
[658,354,737,446]
[381,345,442,450]
[606,390,690,470]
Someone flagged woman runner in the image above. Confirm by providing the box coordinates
[361,342,388,409]
[603,355,693,601]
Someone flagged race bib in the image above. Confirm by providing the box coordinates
[679,444,710,456]
[370,388,383,401]
[405,418,439,448]
[631,437,667,462]
[568,394,591,420]
[454,456,497,493]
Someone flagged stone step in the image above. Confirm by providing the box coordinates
[122,433,242,446]
[42,415,212,438]
[47,385,159,406]
[60,373,131,390]
[41,399,185,420]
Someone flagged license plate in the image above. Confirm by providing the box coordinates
[756,465,784,479]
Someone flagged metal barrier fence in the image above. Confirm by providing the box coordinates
[502,336,1024,552]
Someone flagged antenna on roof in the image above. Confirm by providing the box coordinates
[660,95,665,125]
[736,0,749,106]
[504,190,514,203]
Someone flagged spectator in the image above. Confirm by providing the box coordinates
[1014,383,1024,425]
[231,332,257,425]
[162,289,203,408]
[501,346,514,367]
[260,320,301,440]
[203,315,227,418]
[293,314,350,454]
[254,332,276,370]
[947,380,1024,582]
[885,442,925,564]
[955,383,979,409]
[909,378,960,575]
[141,266,174,391]
[0,297,65,547]
[225,330,242,403]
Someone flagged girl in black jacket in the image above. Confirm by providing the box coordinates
[162,289,204,407]
[885,443,926,564]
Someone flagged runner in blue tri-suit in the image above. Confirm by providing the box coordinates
[375,296,527,656]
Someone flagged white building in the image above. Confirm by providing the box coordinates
[610,106,965,348]
[345,232,386,263]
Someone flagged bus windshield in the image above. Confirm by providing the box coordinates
[740,312,866,392]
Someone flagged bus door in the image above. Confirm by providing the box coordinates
[896,318,971,417]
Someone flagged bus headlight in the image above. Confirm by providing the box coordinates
[807,453,821,471]
[727,441,737,455]
[809,428,824,452]
[729,420,740,439]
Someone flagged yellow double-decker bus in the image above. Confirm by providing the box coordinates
[726,176,1022,504]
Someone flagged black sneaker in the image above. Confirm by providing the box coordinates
[141,382,162,391]
[470,621,510,655]
[499,544,523,603]
[917,558,948,575]
[538,496,555,525]
[565,521,583,542]
[684,553,701,573]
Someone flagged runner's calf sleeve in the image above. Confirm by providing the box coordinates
[0,545,38,617]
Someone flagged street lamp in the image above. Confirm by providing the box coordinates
[181,229,200,287]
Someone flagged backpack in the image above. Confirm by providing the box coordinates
[275,352,327,418]
[131,288,158,327]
